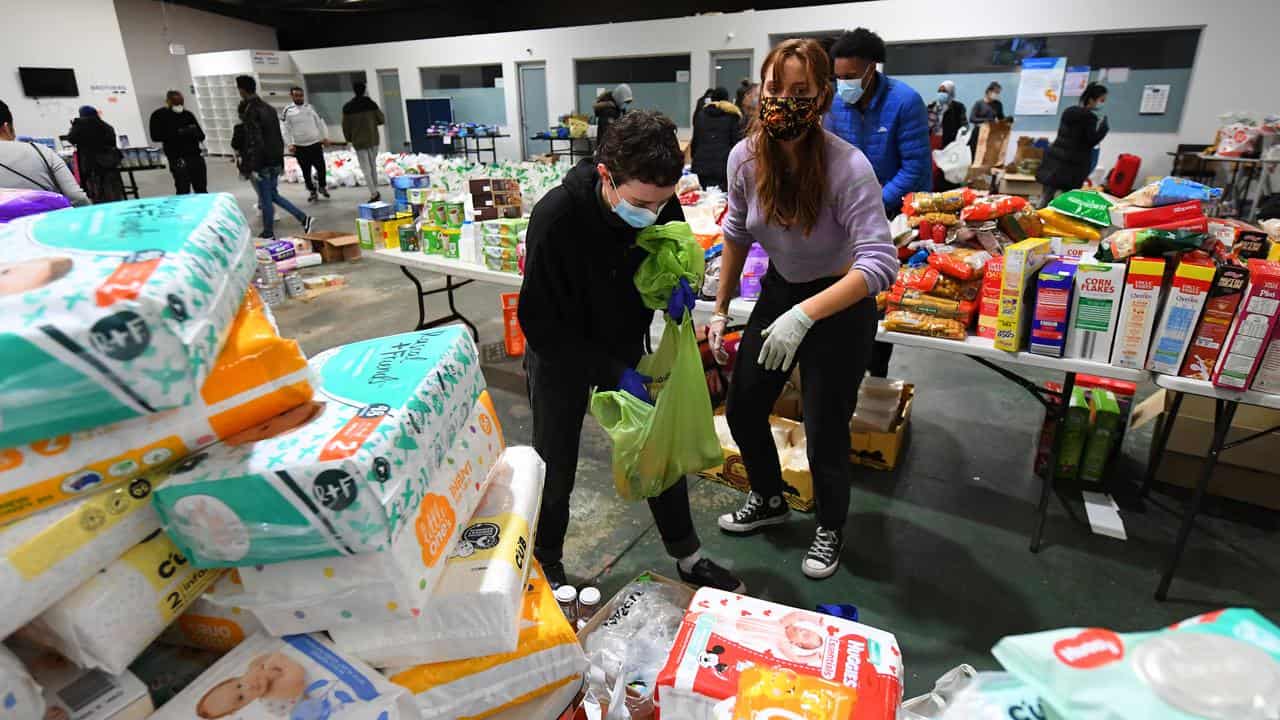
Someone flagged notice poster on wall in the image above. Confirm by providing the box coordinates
[1063,66,1090,96]
[1140,84,1170,114]
[1015,57,1066,115]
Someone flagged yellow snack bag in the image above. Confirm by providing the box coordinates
[1036,208,1102,242]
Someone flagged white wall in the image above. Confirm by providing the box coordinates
[113,0,278,143]
[282,0,1280,175]
[1,0,146,145]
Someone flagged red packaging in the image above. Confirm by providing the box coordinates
[1179,263,1249,380]
[932,223,946,244]
[977,256,1004,339]
[1147,215,1210,233]
[1111,200,1203,228]
[1212,259,1280,389]
[655,588,903,720]
[960,194,1028,222]
[918,220,933,242]
[1208,218,1271,262]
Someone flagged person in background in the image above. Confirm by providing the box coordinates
[968,81,1005,158]
[592,83,632,148]
[711,39,897,580]
[0,100,89,206]
[739,83,760,135]
[234,75,314,239]
[823,27,929,379]
[690,87,741,191]
[518,110,744,595]
[735,79,752,109]
[282,86,330,203]
[928,81,967,190]
[693,88,715,123]
[65,106,124,203]
[149,90,207,194]
[1036,82,1109,207]
[341,81,385,202]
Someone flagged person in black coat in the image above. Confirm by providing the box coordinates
[149,90,206,194]
[929,81,967,190]
[592,83,632,148]
[690,87,741,191]
[65,106,124,203]
[1037,83,1109,206]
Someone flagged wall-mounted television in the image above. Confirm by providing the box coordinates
[19,67,79,98]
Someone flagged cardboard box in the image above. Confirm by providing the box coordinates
[1152,452,1280,512]
[972,118,1013,168]
[997,172,1041,197]
[1030,260,1077,357]
[1180,262,1249,380]
[1147,254,1217,374]
[995,238,1052,351]
[468,178,521,195]
[1055,386,1090,481]
[354,218,383,250]
[303,231,361,263]
[382,214,415,250]
[575,571,693,641]
[1213,258,1280,389]
[1132,389,1280,478]
[1111,257,1166,369]
[978,256,1003,339]
[358,200,395,220]
[852,384,913,470]
[1064,261,1125,361]
[1251,321,1280,392]
[1050,236,1099,262]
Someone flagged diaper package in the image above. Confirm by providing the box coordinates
[0,287,313,527]
[233,392,504,635]
[153,327,484,567]
[655,588,904,720]
[388,561,588,720]
[18,530,220,675]
[10,644,153,720]
[0,478,162,639]
[0,187,70,223]
[149,633,419,720]
[0,193,255,449]
[992,607,1280,720]
[330,446,545,667]
[161,569,267,653]
[0,645,44,720]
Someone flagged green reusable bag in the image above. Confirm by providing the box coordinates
[633,221,705,308]
[590,317,722,501]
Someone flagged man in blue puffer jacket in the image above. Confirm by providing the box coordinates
[823,28,932,219]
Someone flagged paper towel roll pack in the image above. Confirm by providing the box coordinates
[330,445,545,667]
[0,479,163,639]
[18,530,220,675]
[0,645,44,720]
[153,327,484,567]
[0,193,254,450]
[150,632,419,720]
[234,392,504,635]
[0,287,313,527]
[162,569,267,653]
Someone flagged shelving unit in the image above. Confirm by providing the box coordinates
[187,50,302,156]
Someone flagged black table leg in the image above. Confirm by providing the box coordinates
[397,266,479,340]
[1139,390,1183,500]
[442,276,479,341]
[1031,371,1077,553]
[1155,397,1237,600]
[400,265,427,330]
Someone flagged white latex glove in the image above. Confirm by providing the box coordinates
[708,313,731,365]
[758,306,813,371]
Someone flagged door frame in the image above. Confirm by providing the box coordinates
[710,50,755,93]
[516,61,547,161]
[376,68,408,153]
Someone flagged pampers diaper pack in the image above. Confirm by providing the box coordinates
[993,607,1280,720]
[0,287,313,526]
[153,327,484,567]
[18,530,220,675]
[0,478,162,639]
[235,392,504,635]
[150,633,419,720]
[0,193,254,449]
[330,446,545,667]
[162,569,267,653]
[388,561,588,720]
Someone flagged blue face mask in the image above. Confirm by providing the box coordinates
[607,173,662,229]
[837,79,864,106]
[935,91,950,106]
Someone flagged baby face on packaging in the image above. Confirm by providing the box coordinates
[0,256,72,296]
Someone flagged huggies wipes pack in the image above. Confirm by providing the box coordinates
[153,327,484,567]
[993,608,1280,720]
[0,193,254,449]
[150,633,419,720]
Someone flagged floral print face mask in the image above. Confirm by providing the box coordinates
[759,96,820,141]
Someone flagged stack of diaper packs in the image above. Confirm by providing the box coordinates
[161,569,268,653]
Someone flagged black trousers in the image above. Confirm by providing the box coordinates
[526,349,701,566]
[170,154,207,194]
[725,266,877,529]
[295,143,327,193]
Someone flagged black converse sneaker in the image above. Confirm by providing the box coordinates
[803,526,843,579]
[718,492,790,534]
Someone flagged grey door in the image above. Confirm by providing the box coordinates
[378,69,408,153]
[518,63,548,160]
[712,52,754,96]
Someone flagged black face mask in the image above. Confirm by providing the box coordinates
[759,96,820,142]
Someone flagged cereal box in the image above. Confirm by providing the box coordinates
[995,238,1052,351]
[1063,261,1125,362]
[1212,259,1280,389]
[1180,262,1249,380]
[1110,257,1166,370]
[1029,260,1077,357]
[1147,254,1217,374]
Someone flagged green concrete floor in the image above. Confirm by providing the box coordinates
[137,160,1279,695]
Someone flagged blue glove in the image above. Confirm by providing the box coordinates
[619,368,653,404]
[667,277,696,323]
[758,306,814,371]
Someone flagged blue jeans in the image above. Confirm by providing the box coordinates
[252,165,306,237]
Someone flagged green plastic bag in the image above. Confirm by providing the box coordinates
[633,221,704,308]
[1048,189,1113,227]
[590,316,722,500]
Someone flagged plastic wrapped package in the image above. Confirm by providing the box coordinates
[16,530,220,675]
[1125,177,1223,208]
[221,392,503,635]
[161,569,267,652]
[0,187,70,223]
[0,645,44,720]
[732,667,858,719]
[903,189,975,215]
[0,478,162,639]
[150,632,418,720]
[328,446,544,667]
[10,644,153,720]
[884,311,968,340]
[0,194,255,449]
[0,288,313,527]
[899,664,979,719]
[153,327,484,568]
[930,672,1045,720]
[896,267,981,301]
[860,377,905,402]
[993,608,1280,720]
[388,561,588,719]
[927,249,991,281]
[960,194,1027,222]
[1048,189,1113,226]
[906,212,960,228]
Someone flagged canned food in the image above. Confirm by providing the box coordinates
[422,226,444,254]
[444,201,465,228]
[442,228,461,259]
[399,224,420,252]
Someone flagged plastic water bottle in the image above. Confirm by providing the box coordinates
[459,221,477,265]
[740,243,769,300]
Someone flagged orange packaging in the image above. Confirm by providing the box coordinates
[502,292,525,357]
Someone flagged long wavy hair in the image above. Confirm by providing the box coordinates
[750,39,833,235]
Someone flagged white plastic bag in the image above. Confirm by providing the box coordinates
[934,126,973,184]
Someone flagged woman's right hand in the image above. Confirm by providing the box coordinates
[708,313,731,365]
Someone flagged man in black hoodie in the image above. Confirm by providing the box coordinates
[149,90,207,194]
[519,111,743,593]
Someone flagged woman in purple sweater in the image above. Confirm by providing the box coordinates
[708,38,899,579]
